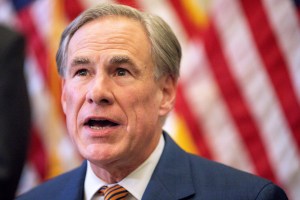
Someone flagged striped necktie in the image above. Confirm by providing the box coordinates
[99,184,129,200]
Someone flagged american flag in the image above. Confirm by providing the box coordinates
[0,0,299,199]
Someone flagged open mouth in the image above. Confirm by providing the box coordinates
[84,119,119,130]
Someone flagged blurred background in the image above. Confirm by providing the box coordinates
[0,0,299,199]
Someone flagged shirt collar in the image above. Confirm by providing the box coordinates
[84,161,106,200]
[84,134,165,200]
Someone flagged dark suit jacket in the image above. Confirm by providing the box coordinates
[0,25,30,200]
[17,132,288,200]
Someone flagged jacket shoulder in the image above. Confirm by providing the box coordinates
[16,162,86,200]
[187,154,288,199]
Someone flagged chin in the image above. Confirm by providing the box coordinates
[82,144,116,163]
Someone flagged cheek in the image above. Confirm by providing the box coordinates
[63,86,84,125]
[64,93,76,130]
[63,89,76,113]
[128,86,162,122]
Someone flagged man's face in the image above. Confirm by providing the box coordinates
[61,16,176,170]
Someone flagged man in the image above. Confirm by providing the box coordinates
[0,25,31,200]
[17,3,287,200]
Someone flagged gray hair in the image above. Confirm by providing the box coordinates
[56,3,181,80]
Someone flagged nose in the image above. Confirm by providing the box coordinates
[86,74,114,106]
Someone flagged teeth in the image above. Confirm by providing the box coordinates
[89,125,109,130]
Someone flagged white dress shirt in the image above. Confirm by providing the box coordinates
[84,134,165,200]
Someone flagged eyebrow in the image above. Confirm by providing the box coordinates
[109,55,134,66]
[70,57,91,67]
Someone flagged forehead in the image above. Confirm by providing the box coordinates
[67,16,151,59]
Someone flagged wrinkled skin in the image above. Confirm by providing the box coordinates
[61,16,176,183]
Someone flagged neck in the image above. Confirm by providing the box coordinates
[90,162,137,183]
[90,131,162,183]
[90,140,159,183]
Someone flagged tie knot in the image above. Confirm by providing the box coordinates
[99,184,129,200]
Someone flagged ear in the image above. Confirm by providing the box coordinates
[61,79,67,114]
[159,75,177,116]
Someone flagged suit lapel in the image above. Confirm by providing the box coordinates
[50,133,195,200]
[142,132,195,200]
[57,161,86,200]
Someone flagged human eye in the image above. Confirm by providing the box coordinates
[74,68,88,77]
[115,68,128,76]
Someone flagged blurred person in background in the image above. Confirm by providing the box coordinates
[0,24,31,200]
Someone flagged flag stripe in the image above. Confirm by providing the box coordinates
[168,0,202,38]
[63,0,84,21]
[175,84,212,158]
[16,4,49,182]
[259,4,300,196]
[180,0,208,29]
[262,0,300,104]
[168,0,278,182]
[240,0,300,154]
[203,22,277,182]
[117,0,141,8]
[48,0,66,114]
[173,113,199,155]
[212,0,299,193]
[17,7,49,82]
[167,0,214,159]
[180,41,256,173]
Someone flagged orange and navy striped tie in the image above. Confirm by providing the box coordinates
[99,185,129,200]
